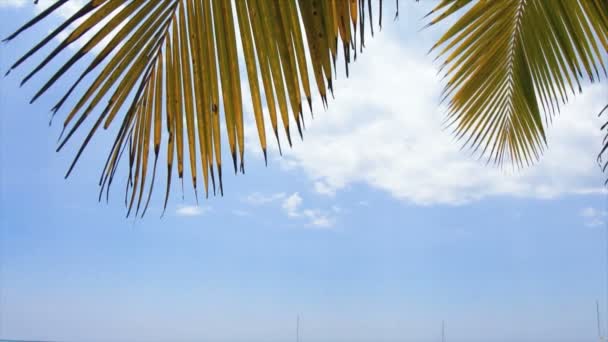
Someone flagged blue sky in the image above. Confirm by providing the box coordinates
[0,1,607,342]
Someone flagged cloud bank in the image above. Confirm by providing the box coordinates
[248,32,608,206]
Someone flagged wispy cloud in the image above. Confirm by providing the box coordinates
[302,209,333,228]
[314,180,336,196]
[280,192,335,228]
[7,0,90,18]
[243,192,286,205]
[9,0,125,55]
[282,193,303,217]
[242,191,335,228]
[0,0,27,8]
[176,205,211,217]
[580,207,607,227]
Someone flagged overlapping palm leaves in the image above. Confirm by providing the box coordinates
[4,0,608,216]
[5,0,380,216]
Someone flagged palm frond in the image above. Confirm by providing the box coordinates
[428,0,608,167]
[597,104,608,183]
[5,0,398,216]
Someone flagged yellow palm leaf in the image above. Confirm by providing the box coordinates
[5,0,387,216]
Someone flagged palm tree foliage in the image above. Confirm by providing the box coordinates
[428,0,608,167]
[4,0,608,216]
[6,0,381,216]
[598,104,608,182]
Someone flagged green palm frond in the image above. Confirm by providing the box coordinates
[5,0,394,216]
[428,0,608,167]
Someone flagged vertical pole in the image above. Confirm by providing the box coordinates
[598,300,603,341]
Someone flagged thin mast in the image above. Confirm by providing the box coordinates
[598,301,604,342]
[442,320,445,342]
[296,314,300,342]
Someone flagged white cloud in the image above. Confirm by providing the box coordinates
[248,31,608,206]
[242,191,335,228]
[580,207,607,228]
[280,192,335,228]
[302,209,333,228]
[0,0,27,8]
[5,0,88,17]
[282,192,303,217]
[176,205,211,217]
[313,180,336,196]
[8,0,125,55]
[27,0,88,17]
[243,192,286,205]
[581,207,599,218]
